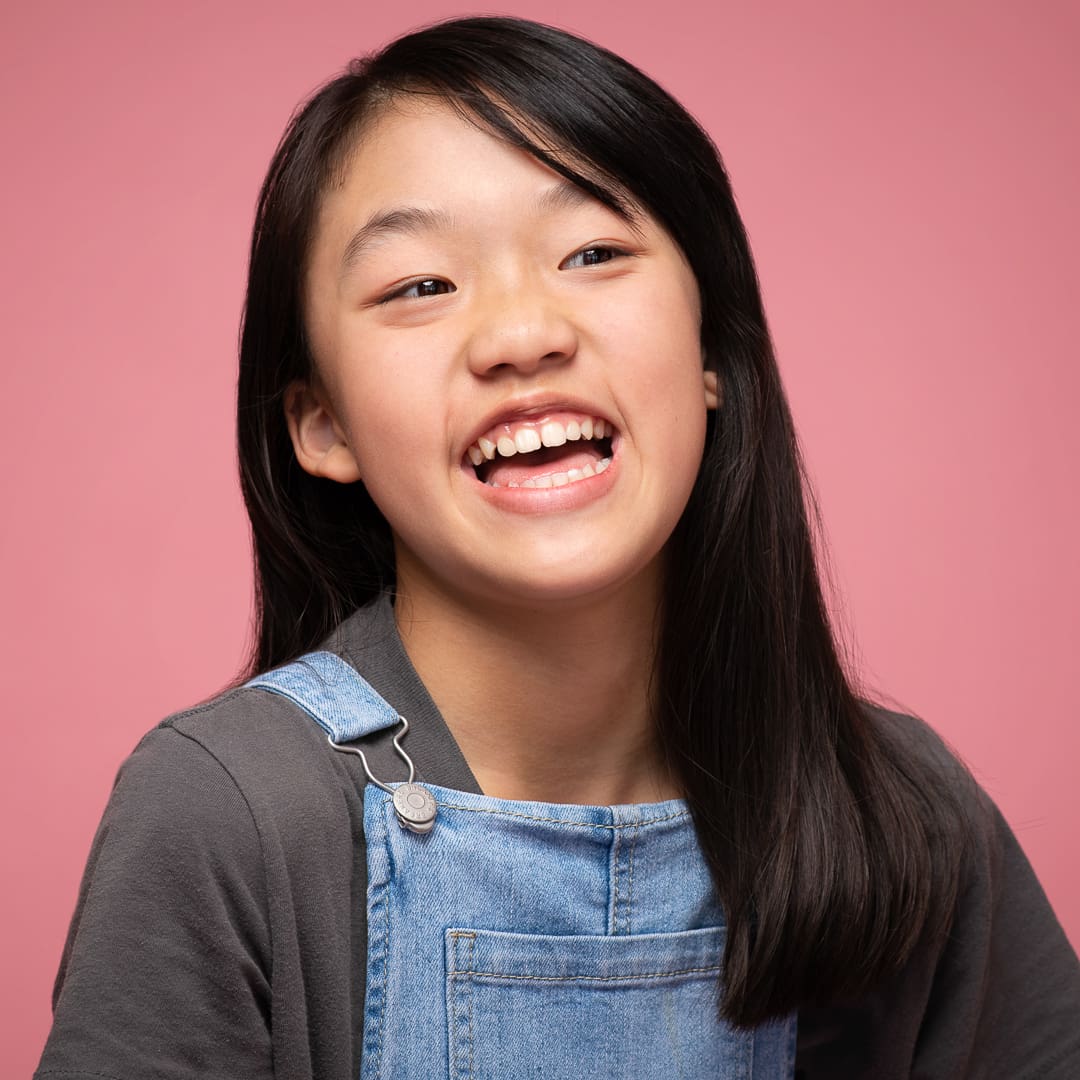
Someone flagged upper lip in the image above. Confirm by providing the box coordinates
[462,392,617,455]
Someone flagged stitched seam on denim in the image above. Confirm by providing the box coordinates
[378,828,392,1074]
[448,932,476,1080]
[612,823,633,934]
[359,809,391,1076]
[610,825,622,935]
[626,823,639,935]
[447,935,459,1080]
[455,965,723,982]
[415,799,688,829]
[467,937,475,1080]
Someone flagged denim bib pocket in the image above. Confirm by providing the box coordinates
[445,925,753,1079]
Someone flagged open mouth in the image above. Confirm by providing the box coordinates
[465,413,615,489]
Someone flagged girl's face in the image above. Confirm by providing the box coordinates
[290,97,716,612]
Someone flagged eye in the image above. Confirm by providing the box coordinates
[381,277,455,303]
[560,245,626,269]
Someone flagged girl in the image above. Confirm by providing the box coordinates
[36,15,1080,1080]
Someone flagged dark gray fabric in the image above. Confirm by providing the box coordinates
[36,596,1080,1079]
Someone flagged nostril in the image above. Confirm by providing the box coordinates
[465,320,577,377]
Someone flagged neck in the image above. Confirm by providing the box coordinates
[393,571,678,806]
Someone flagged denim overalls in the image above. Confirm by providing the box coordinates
[250,651,796,1078]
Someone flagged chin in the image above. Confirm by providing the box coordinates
[468,552,665,612]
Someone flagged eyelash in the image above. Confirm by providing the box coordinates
[560,244,628,269]
[380,278,455,304]
[378,244,630,303]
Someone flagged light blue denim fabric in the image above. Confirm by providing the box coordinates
[250,654,797,1079]
[246,650,400,740]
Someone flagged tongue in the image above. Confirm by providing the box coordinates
[483,444,603,486]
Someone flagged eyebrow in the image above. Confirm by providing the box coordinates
[339,206,451,277]
[338,180,628,277]
[534,179,597,217]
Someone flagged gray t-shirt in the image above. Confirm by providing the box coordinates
[36,596,1080,1078]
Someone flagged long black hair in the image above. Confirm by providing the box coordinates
[237,15,967,1026]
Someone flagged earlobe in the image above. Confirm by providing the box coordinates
[703,369,722,410]
[283,381,363,484]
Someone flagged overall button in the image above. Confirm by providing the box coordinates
[393,783,437,834]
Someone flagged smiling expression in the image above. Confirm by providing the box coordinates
[289,97,715,611]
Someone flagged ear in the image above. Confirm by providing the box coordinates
[703,369,722,410]
[283,380,363,484]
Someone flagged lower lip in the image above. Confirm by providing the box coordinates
[467,446,620,514]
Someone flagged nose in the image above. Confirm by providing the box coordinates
[464,280,578,378]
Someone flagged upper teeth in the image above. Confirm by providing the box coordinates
[466,417,610,467]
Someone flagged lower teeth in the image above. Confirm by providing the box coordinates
[489,457,611,489]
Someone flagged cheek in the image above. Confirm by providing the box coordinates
[338,381,452,523]
[648,285,709,487]
[624,286,706,417]
[324,345,438,465]
[620,268,701,365]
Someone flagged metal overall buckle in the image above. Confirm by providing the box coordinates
[327,716,437,834]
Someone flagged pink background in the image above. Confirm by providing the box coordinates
[3,0,1077,1070]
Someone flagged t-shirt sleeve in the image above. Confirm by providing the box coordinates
[911,789,1080,1078]
[797,720,1080,1079]
[35,725,275,1080]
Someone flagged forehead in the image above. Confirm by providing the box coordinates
[314,96,638,241]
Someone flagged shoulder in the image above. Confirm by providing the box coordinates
[861,703,1048,903]
[111,679,367,867]
[861,702,987,836]
[805,703,1080,1078]
[160,681,331,772]
[862,702,969,779]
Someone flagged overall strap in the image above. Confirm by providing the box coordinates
[245,650,401,743]
[247,650,438,835]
